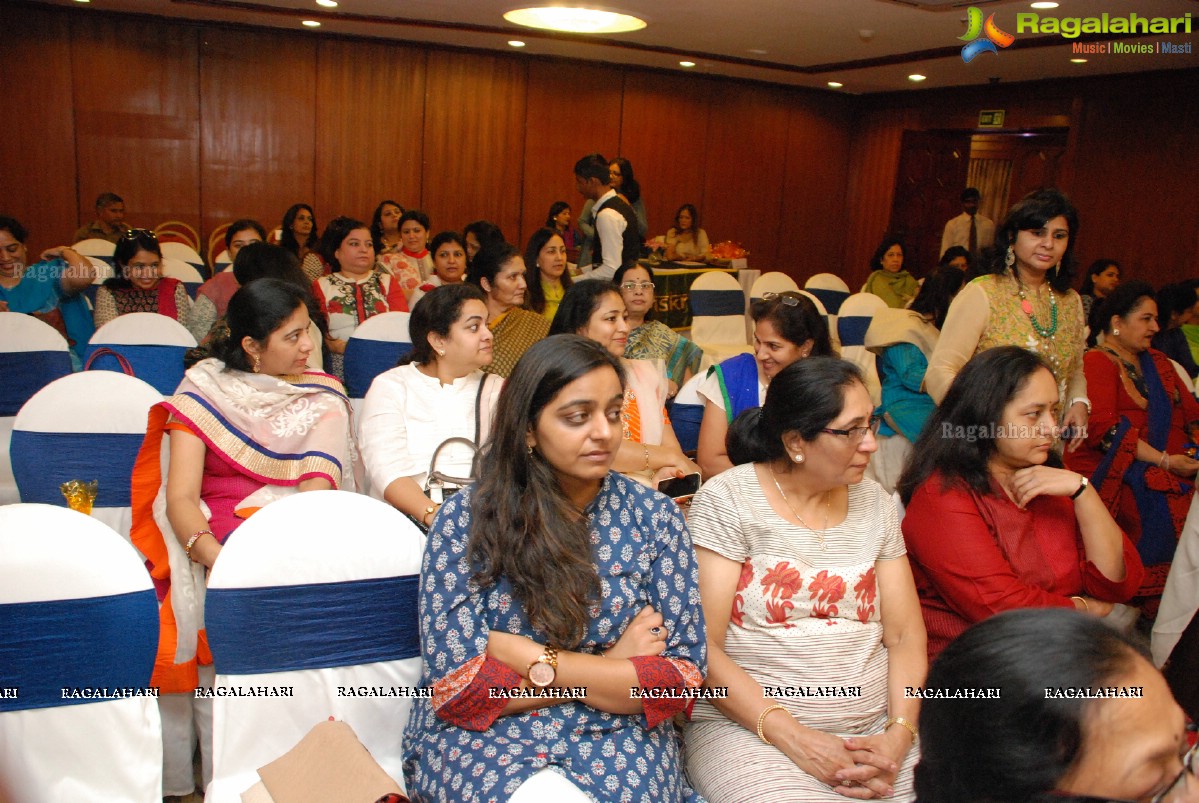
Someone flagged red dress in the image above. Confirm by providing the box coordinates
[903,471,1144,660]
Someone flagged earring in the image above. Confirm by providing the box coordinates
[1113,328,1120,336]
[436,349,445,357]
[794,452,804,464]
[1004,245,1015,270]
[527,445,534,456]
[252,354,261,373]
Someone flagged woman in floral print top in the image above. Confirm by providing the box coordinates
[402,335,707,802]
[685,357,926,803]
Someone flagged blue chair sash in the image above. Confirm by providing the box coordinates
[343,340,413,399]
[0,590,159,712]
[807,287,850,315]
[838,316,872,347]
[689,289,745,317]
[10,431,144,507]
[670,402,704,454]
[0,351,72,416]
[206,575,420,675]
[83,343,186,395]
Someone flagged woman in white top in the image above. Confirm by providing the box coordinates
[664,204,710,262]
[358,283,502,528]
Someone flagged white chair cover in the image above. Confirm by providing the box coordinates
[72,238,116,258]
[748,271,800,301]
[0,503,162,802]
[160,241,205,269]
[804,273,852,316]
[343,311,413,402]
[213,250,232,270]
[161,257,205,298]
[1170,358,1196,398]
[689,271,751,363]
[837,293,888,404]
[11,371,162,543]
[1153,491,1199,666]
[86,312,196,396]
[204,491,425,801]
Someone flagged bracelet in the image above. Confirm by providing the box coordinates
[756,704,787,746]
[1071,595,1090,612]
[885,716,918,741]
[185,529,212,560]
[1070,476,1089,500]
[642,445,651,474]
[1160,452,1170,470]
[423,504,438,525]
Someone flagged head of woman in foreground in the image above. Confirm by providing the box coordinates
[549,280,629,358]
[749,291,834,381]
[988,188,1080,293]
[214,278,314,377]
[915,608,1197,803]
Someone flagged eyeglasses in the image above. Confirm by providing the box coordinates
[763,292,801,306]
[821,415,882,444]
[1048,743,1198,803]
[122,228,157,240]
[124,262,161,275]
[621,281,654,291]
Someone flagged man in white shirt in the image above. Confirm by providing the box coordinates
[574,153,640,281]
[941,187,995,261]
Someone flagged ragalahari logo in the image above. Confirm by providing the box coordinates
[960,7,1016,62]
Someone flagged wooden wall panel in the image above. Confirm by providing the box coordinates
[314,39,426,224]
[199,27,317,241]
[0,5,78,251]
[700,83,791,268]
[421,51,526,240]
[71,17,201,235]
[777,93,852,283]
[618,71,713,245]
[520,61,623,250]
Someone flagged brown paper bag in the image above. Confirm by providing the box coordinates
[252,720,404,803]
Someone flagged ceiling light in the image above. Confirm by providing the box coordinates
[315,0,338,6]
[301,19,321,27]
[908,74,927,82]
[679,61,696,68]
[73,0,90,3]
[1070,58,1087,63]
[508,40,526,47]
[827,81,843,88]
[503,7,647,34]
[1030,2,1059,8]
[748,48,767,55]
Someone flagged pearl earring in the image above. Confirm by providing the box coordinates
[437,349,445,357]
[1113,328,1120,336]
[794,453,804,464]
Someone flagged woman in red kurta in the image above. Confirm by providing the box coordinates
[898,346,1144,660]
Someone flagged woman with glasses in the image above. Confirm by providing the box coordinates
[917,607,1199,803]
[899,346,1144,661]
[697,291,833,478]
[686,357,926,802]
[94,228,191,329]
[523,227,572,323]
[614,263,703,397]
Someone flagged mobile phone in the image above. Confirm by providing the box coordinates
[657,472,701,498]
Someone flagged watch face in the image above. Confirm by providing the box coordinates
[529,660,555,688]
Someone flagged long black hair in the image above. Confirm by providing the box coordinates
[105,229,162,290]
[750,291,834,356]
[548,280,621,337]
[468,335,625,647]
[1095,280,1156,337]
[280,203,318,256]
[609,157,641,205]
[369,199,405,252]
[914,608,1145,803]
[400,282,487,367]
[898,346,1054,504]
[909,265,966,330]
[523,227,572,314]
[212,278,308,373]
[984,188,1080,294]
[319,216,371,273]
[1079,258,1120,297]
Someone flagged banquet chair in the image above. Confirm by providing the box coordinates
[343,311,413,402]
[85,312,197,395]
[208,223,231,268]
[837,293,888,404]
[154,220,201,252]
[670,371,707,454]
[1170,358,1196,398]
[748,271,799,301]
[71,237,116,259]
[792,288,839,351]
[804,273,852,316]
[10,370,162,542]
[204,491,425,801]
[0,503,162,802]
[84,255,115,304]
[161,242,209,280]
[213,250,233,271]
[0,313,73,505]
[162,256,206,297]
[689,270,751,363]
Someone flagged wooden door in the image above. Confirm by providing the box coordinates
[888,130,973,276]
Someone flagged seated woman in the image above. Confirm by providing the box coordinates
[468,242,549,378]
[463,219,505,267]
[0,215,95,368]
[862,237,919,309]
[938,245,971,274]
[409,230,468,306]
[550,280,698,486]
[697,291,833,478]
[546,200,580,248]
[863,265,965,493]
[94,228,191,330]
[899,346,1145,660]
[401,334,707,802]
[686,357,925,802]
[190,219,265,342]
[130,278,358,796]
[916,608,1197,803]
[370,199,405,257]
[523,227,571,323]
[279,203,324,282]
[616,263,703,396]
[1065,281,1199,616]
[310,216,408,381]
[1153,282,1199,379]
[359,283,502,528]
[1079,258,1121,343]
[380,209,433,302]
[663,204,710,262]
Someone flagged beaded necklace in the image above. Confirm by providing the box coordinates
[1013,272,1058,338]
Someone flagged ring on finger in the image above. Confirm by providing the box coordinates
[650,626,662,635]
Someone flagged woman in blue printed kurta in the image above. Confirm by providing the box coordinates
[402,335,707,802]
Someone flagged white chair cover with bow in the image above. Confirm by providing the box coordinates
[343,311,413,403]
[837,293,888,404]
[162,257,205,299]
[0,503,162,802]
[748,271,800,302]
[804,273,852,316]
[204,490,425,801]
[689,271,751,363]
[86,312,196,396]
[72,238,116,258]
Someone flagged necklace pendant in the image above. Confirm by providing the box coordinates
[1021,299,1034,315]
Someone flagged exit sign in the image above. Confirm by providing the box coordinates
[979,109,1006,127]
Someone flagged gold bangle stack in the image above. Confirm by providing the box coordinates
[756,703,787,746]
[885,715,918,741]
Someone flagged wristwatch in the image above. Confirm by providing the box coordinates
[527,645,558,688]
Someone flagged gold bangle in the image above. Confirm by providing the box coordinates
[1071,595,1089,612]
[642,444,651,474]
[185,529,212,561]
[885,716,918,741]
[756,703,787,746]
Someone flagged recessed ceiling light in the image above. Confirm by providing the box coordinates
[503,7,647,34]
[1031,2,1059,8]
[508,40,526,47]
[315,0,337,6]
[73,0,90,4]
[1070,58,1087,63]
[908,74,927,82]
[679,61,696,68]
[828,81,843,88]
[301,19,321,27]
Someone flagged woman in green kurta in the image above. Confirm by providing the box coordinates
[862,237,920,309]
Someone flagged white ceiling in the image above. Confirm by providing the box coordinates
[38,0,1199,92]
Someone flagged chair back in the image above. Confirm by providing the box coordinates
[84,256,115,304]
[160,242,209,280]
[213,250,232,271]
[85,312,196,395]
[208,223,231,268]
[0,503,162,802]
[204,491,425,801]
[837,293,888,404]
[343,311,413,400]
[71,238,116,258]
[11,370,162,541]
[670,371,708,454]
[748,271,800,302]
[162,256,206,297]
[804,273,852,315]
[689,271,751,363]
[154,220,201,252]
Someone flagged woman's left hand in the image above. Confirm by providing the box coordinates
[1008,465,1085,508]
[836,731,909,798]
[1061,402,1089,452]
